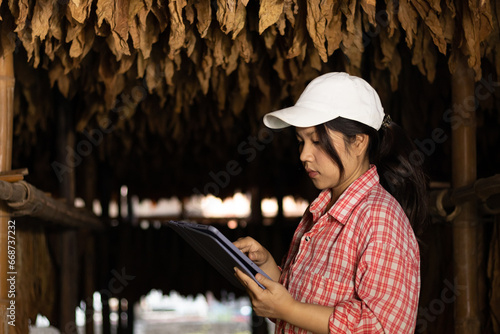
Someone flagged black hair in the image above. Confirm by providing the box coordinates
[315,117,428,236]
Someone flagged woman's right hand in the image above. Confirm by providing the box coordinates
[233,237,281,281]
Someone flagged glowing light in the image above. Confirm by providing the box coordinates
[109,298,119,311]
[74,198,85,208]
[283,196,309,217]
[140,220,149,230]
[200,192,251,218]
[93,199,102,216]
[133,197,182,217]
[240,305,252,316]
[261,198,278,217]
[120,185,128,197]
[227,220,238,229]
[109,201,118,218]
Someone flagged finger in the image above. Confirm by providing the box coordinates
[234,268,255,299]
[247,250,264,263]
[233,237,253,251]
[255,273,273,289]
[234,267,262,295]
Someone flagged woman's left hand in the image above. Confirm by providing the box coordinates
[234,267,297,320]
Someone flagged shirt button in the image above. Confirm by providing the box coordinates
[305,236,311,242]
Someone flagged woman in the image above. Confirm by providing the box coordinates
[234,72,427,333]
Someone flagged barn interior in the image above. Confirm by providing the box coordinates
[0,0,500,333]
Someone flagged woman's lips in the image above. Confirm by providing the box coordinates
[306,169,318,178]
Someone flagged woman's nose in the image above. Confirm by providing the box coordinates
[299,143,312,162]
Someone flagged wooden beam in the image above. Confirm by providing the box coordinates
[0,53,15,333]
[451,51,481,333]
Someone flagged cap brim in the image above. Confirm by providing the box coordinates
[263,106,339,129]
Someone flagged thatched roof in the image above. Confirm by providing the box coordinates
[3,0,499,200]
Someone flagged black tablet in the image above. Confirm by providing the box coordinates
[166,220,271,289]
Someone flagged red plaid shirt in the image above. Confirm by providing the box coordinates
[277,166,420,333]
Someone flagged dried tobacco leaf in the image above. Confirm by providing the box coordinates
[385,0,399,38]
[10,0,29,31]
[217,0,237,35]
[232,0,247,38]
[341,1,364,72]
[398,0,419,48]
[31,0,51,41]
[284,0,297,28]
[305,0,330,62]
[134,12,160,59]
[168,0,187,59]
[412,0,446,54]
[151,2,168,32]
[263,25,277,50]
[326,10,341,56]
[287,0,307,60]
[259,0,284,34]
[0,12,17,56]
[360,0,376,26]
[377,28,402,89]
[69,22,95,59]
[96,0,131,59]
[196,47,213,94]
[68,0,93,24]
[194,0,212,38]
[412,24,437,82]
[235,27,254,63]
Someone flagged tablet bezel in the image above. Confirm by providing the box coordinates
[166,220,271,289]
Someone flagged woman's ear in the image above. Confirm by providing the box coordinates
[352,134,370,157]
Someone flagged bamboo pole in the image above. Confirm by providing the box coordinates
[430,174,500,214]
[451,52,480,333]
[0,54,14,334]
[0,180,103,229]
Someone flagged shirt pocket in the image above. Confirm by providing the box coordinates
[300,272,355,307]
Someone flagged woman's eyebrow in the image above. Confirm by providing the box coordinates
[296,129,317,139]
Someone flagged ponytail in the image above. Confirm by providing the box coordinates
[316,117,429,236]
[373,122,429,236]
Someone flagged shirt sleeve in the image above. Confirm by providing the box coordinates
[328,242,420,333]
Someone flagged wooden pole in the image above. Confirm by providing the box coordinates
[98,162,112,334]
[249,186,268,334]
[82,156,97,334]
[0,180,103,229]
[451,52,481,333]
[56,92,79,334]
[0,54,15,334]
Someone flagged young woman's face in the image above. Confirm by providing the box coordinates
[296,126,369,196]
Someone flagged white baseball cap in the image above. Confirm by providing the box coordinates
[263,72,385,130]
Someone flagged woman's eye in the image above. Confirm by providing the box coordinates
[312,140,320,145]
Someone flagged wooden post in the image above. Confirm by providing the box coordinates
[56,92,79,334]
[451,52,480,333]
[82,155,97,334]
[0,54,15,333]
[98,162,112,334]
[249,186,268,334]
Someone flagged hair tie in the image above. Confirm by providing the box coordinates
[382,115,392,129]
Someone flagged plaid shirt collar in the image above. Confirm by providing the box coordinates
[308,165,379,225]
